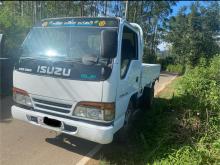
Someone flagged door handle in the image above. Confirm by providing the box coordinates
[136,77,139,82]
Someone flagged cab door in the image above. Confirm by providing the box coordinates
[116,25,142,119]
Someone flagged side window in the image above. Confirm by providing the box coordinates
[120,26,138,78]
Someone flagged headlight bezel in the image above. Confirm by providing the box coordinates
[73,102,115,122]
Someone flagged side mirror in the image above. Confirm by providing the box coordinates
[101,29,118,58]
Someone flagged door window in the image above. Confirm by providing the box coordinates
[120,26,138,78]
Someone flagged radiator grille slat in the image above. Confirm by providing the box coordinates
[32,98,72,114]
[33,98,72,108]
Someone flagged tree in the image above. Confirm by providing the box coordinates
[165,2,220,66]
[0,1,31,58]
[125,1,176,63]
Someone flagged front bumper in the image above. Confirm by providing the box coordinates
[11,105,114,144]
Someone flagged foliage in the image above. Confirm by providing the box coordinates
[179,55,220,115]
[156,56,175,71]
[0,2,31,58]
[166,64,185,75]
[165,2,220,66]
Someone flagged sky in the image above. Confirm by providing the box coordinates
[170,1,193,16]
[171,1,213,16]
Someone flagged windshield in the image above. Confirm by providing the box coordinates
[21,27,114,60]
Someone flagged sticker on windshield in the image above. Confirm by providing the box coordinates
[98,21,106,27]
[39,18,119,28]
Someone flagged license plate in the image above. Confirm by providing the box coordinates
[37,116,62,129]
[43,117,62,128]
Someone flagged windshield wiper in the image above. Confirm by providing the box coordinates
[20,56,51,60]
[62,57,81,62]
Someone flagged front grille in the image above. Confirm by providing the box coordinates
[32,98,72,114]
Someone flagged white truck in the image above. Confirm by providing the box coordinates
[11,17,160,144]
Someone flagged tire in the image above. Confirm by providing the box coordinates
[113,101,134,144]
[141,83,155,110]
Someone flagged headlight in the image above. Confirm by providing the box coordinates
[73,102,115,121]
[13,87,33,107]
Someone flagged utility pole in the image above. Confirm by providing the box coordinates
[125,1,128,20]
[104,1,108,16]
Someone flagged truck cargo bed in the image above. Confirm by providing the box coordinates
[141,63,161,88]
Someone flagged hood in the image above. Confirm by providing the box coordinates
[13,58,104,102]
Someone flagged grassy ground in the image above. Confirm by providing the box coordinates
[96,77,220,165]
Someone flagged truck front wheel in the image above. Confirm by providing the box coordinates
[113,101,134,144]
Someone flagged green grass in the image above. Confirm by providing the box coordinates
[98,77,220,165]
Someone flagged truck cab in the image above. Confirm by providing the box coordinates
[12,17,160,144]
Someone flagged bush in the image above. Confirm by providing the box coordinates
[179,55,220,116]
[157,56,175,71]
[166,55,220,164]
[166,64,185,75]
